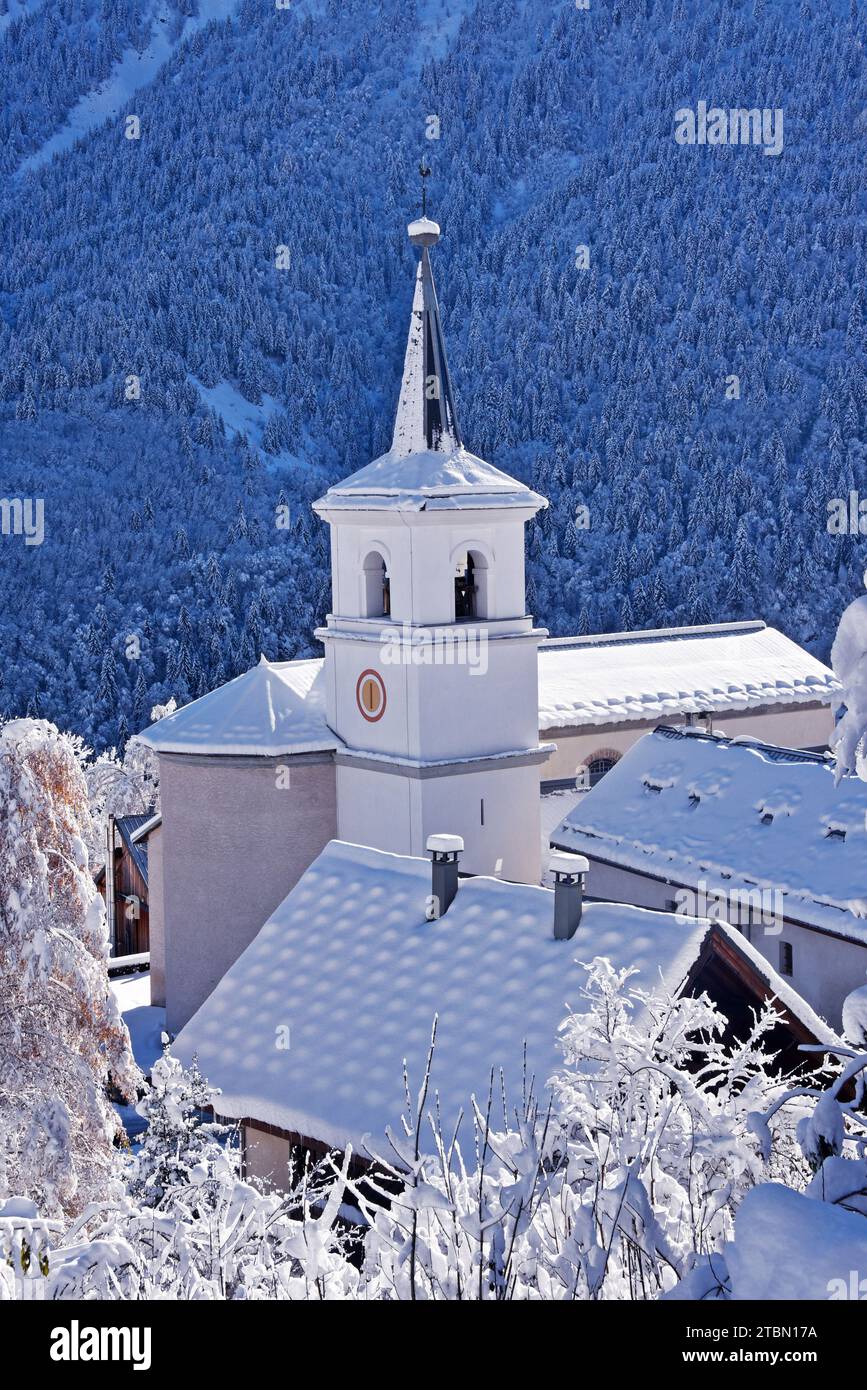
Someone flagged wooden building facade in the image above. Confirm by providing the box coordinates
[95,813,158,957]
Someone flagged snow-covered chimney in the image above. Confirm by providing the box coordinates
[426,833,464,919]
[549,850,589,940]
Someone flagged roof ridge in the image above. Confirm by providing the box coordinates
[540,620,767,651]
[653,723,837,767]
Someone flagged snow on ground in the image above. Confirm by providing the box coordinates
[726,1183,867,1300]
[190,377,296,459]
[16,0,240,176]
[413,0,469,66]
[110,969,165,1139]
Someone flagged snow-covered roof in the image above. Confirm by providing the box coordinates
[136,657,339,757]
[172,839,830,1153]
[94,812,156,886]
[136,620,837,758]
[313,443,546,513]
[130,812,161,842]
[538,621,840,729]
[313,227,544,515]
[551,725,867,945]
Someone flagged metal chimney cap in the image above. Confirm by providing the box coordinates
[549,850,589,876]
[426,833,464,855]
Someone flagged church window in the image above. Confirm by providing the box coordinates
[587,750,621,785]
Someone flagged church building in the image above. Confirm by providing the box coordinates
[140,213,839,1036]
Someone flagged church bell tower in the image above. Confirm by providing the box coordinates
[313,214,549,883]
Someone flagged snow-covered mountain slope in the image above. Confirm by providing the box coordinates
[16,0,241,176]
[0,0,863,750]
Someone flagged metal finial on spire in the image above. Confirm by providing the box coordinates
[396,188,461,453]
[408,162,440,247]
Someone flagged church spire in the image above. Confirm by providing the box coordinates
[391,211,463,457]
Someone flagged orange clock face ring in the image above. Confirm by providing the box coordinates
[356,669,387,722]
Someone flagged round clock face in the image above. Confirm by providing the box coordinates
[356,668,387,722]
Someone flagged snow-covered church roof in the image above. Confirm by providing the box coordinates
[138,621,838,757]
[538,621,839,729]
[136,657,339,757]
[313,219,545,515]
[172,839,832,1153]
[550,725,867,945]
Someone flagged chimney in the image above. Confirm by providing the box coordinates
[549,850,589,940]
[426,834,464,919]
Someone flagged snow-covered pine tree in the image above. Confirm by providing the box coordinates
[127,1045,236,1208]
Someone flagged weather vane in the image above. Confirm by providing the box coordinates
[419,160,431,217]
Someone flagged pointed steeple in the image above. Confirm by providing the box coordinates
[313,209,546,513]
[391,218,462,456]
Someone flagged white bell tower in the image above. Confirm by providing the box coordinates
[313,215,550,883]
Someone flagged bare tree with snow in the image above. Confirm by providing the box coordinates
[0,718,139,1218]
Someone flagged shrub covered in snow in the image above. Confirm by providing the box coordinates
[0,718,139,1218]
[831,583,867,780]
[3,954,851,1301]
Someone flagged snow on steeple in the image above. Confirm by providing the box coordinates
[313,209,546,512]
[391,217,462,456]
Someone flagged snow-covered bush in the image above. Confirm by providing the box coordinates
[547,960,802,1298]
[83,700,172,869]
[347,962,796,1300]
[126,1043,231,1208]
[0,958,812,1299]
[830,581,867,780]
[0,718,139,1218]
[3,1048,357,1300]
[668,977,867,1299]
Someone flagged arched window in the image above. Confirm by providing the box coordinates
[586,748,621,786]
[363,551,390,618]
[454,549,488,621]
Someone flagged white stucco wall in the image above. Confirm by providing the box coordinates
[337,757,542,883]
[326,629,540,763]
[159,753,338,1033]
[327,508,533,626]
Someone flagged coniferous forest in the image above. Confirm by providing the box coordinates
[0,0,863,750]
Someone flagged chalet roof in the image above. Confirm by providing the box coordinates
[313,221,544,516]
[94,812,155,887]
[115,814,153,885]
[172,839,831,1154]
[538,621,839,729]
[136,657,340,758]
[550,725,867,945]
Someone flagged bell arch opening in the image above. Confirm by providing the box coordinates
[363,550,391,618]
[454,549,489,621]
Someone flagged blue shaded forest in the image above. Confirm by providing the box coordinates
[0,0,863,750]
